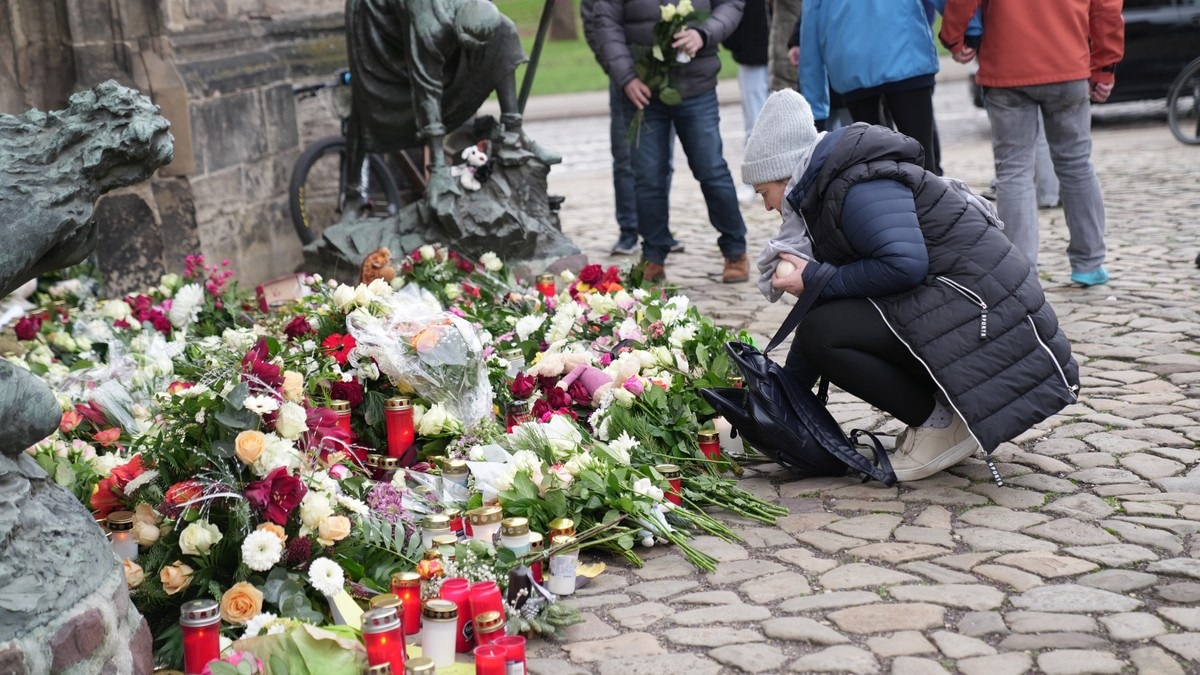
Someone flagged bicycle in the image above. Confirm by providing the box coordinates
[289,69,427,246]
[1167,55,1200,146]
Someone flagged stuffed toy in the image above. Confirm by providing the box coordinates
[359,246,396,285]
[449,142,491,191]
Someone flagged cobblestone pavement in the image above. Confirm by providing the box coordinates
[516,78,1200,674]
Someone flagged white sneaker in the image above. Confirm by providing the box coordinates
[890,414,979,482]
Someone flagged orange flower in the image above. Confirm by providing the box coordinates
[411,324,443,353]
[416,558,444,580]
[219,581,264,625]
[92,428,122,446]
[160,560,194,595]
[60,409,84,434]
[256,522,288,545]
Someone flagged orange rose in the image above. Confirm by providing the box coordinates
[282,370,305,403]
[256,522,288,545]
[123,559,144,589]
[160,560,194,595]
[220,581,264,625]
[234,430,267,465]
[316,515,352,546]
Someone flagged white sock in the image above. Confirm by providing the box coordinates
[921,399,954,429]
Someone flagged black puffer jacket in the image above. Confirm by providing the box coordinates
[582,0,746,100]
[788,124,1079,453]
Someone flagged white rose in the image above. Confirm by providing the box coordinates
[178,520,223,556]
[415,402,458,436]
[444,283,462,301]
[353,284,376,308]
[274,401,309,440]
[51,332,77,352]
[102,300,132,321]
[587,293,617,317]
[510,450,542,474]
[479,252,503,272]
[300,492,334,531]
[611,388,635,406]
[332,285,356,311]
[669,324,698,348]
[541,415,583,457]
[74,335,93,352]
[419,245,436,261]
[90,453,126,477]
[366,278,391,296]
[633,477,664,502]
[27,345,53,367]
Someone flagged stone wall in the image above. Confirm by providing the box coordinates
[0,0,348,295]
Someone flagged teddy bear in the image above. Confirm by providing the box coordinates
[359,246,396,285]
[449,142,491,191]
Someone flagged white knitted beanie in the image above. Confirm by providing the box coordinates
[741,90,819,186]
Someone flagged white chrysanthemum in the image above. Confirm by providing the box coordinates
[241,530,283,571]
[243,394,280,415]
[275,401,309,440]
[608,432,639,465]
[479,251,503,272]
[514,314,546,342]
[168,283,205,329]
[124,469,159,494]
[102,299,132,321]
[309,557,345,596]
[242,612,278,638]
[337,495,369,516]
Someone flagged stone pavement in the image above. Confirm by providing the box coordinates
[516,75,1200,674]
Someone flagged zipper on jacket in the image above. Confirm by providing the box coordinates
[1027,316,1080,402]
[936,276,989,339]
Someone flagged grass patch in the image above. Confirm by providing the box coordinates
[498,0,739,97]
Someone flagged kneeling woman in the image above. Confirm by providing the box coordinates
[743,90,1078,482]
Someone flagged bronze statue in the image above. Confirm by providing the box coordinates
[344,0,560,207]
[0,81,171,669]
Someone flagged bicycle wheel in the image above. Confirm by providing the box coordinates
[288,136,402,245]
[1167,56,1200,146]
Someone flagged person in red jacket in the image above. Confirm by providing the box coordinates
[940,0,1124,287]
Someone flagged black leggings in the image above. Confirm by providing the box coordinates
[784,298,937,426]
[846,86,940,175]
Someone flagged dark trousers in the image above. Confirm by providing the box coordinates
[784,298,936,426]
[846,86,940,175]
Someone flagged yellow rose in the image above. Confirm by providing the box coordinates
[160,560,194,596]
[282,370,305,403]
[220,581,264,625]
[316,515,352,546]
[123,559,144,589]
[235,430,267,465]
[257,522,288,545]
[660,3,677,21]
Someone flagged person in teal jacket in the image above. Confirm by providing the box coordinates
[800,0,940,172]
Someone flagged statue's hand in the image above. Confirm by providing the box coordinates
[424,166,461,214]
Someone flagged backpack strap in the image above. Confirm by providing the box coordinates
[764,263,836,355]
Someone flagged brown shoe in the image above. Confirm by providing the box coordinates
[722,255,749,283]
[642,261,666,283]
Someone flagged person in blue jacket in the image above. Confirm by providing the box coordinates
[743,90,1079,482]
[800,0,940,173]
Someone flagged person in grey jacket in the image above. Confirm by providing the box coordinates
[744,90,1079,481]
[582,0,750,284]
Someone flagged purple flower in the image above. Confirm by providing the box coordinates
[367,483,409,524]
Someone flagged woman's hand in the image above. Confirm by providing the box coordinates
[770,253,809,297]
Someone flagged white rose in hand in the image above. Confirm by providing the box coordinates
[775,260,796,278]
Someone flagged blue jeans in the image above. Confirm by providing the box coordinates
[610,82,675,246]
[619,89,747,264]
[985,81,1106,273]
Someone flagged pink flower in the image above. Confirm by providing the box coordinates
[622,376,645,396]
[60,409,84,434]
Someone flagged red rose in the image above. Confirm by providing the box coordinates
[546,386,573,410]
[567,379,590,404]
[284,315,314,339]
[149,311,172,333]
[244,467,307,525]
[330,380,364,408]
[531,398,553,421]
[577,265,603,286]
[14,315,42,340]
[510,373,536,399]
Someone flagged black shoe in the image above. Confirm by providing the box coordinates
[610,238,639,255]
[668,240,686,254]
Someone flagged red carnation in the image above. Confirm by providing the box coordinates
[244,467,307,525]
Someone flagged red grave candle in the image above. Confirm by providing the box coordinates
[494,635,527,675]
[698,430,721,461]
[468,580,504,621]
[438,577,475,653]
[180,599,221,675]
[384,397,414,459]
[535,273,555,298]
[505,400,533,433]
[657,464,682,506]
[390,572,422,635]
[362,607,405,673]
[474,644,507,675]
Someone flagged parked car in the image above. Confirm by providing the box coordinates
[969,0,1200,107]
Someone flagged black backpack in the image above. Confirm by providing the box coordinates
[701,264,897,485]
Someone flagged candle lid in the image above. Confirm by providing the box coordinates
[368,593,402,610]
[528,531,544,551]
[697,430,719,443]
[422,513,451,530]
[474,610,505,633]
[405,657,436,674]
[366,664,392,675]
[391,571,421,588]
[384,396,412,411]
[443,459,468,476]
[536,273,554,284]
[547,517,575,534]
[500,517,529,536]
[728,375,744,386]
[422,599,458,620]
[422,548,443,561]
[500,348,523,360]
[364,454,383,469]
[443,507,462,520]
[329,399,350,413]
[179,598,220,627]
[378,457,401,470]
[362,606,401,634]
[656,463,681,479]
[467,505,503,525]
[506,399,530,413]
[106,510,134,531]
[431,534,459,547]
